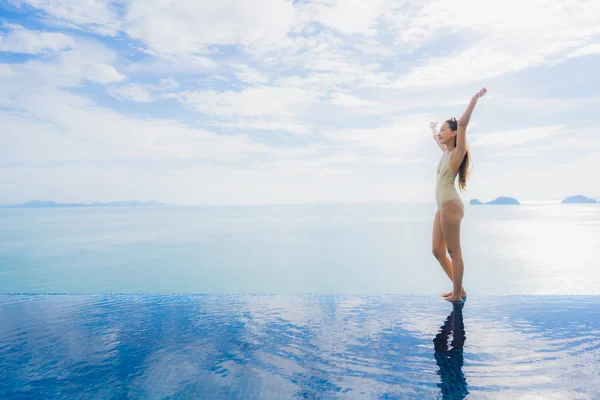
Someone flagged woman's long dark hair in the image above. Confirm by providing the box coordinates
[446,118,470,191]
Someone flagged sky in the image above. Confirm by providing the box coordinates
[0,0,599,205]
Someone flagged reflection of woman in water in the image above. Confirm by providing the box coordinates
[430,88,487,303]
[433,302,469,399]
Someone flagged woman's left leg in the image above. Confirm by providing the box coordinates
[440,201,465,303]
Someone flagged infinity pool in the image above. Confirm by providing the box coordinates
[1,294,598,399]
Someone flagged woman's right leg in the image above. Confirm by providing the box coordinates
[432,211,453,289]
[432,211,466,298]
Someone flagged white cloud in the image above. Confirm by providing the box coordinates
[0,24,74,54]
[232,63,269,84]
[124,0,299,55]
[568,44,600,59]
[1,90,422,205]
[84,63,126,84]
[218,119,314,135]
[10,0,298,59]
[107,78,180,102]
[211,75,229,82]
[15,0,596,95]
[177,86,320,118]
[9,0,122,36]
[486,94,577,114]
[0,64,14,77]
[0,25,125,90]
[545,136,600,152]
[157,77,179,90]
[124,54,218,75]
[393,46,518,88]
[0,89,276,164]
[322,115,430,155]
[279,63,394,92]
[329,92,379,107]
[108,83,154,102]
[472,125,566,148]
[354,38,396,57]
[389,0,600,88]
[175,84,322,135]
[300,0,394,36]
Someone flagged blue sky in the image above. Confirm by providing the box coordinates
[0,0,599,204]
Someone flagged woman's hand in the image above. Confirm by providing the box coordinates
[431,121,445,151]
[472,87,487,102]
[459,87,487,127]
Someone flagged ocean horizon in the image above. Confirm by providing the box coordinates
[2,196,599,207]
[1,202,599,295]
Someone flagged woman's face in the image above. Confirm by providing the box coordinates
[438,122,456,145]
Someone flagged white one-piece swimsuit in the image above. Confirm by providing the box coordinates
[435,149,463,211]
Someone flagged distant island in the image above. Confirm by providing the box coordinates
[470,197,520,205]
[0,200,164,208]
[561,195,598,204]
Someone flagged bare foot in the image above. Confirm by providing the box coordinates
[443,294,464,303]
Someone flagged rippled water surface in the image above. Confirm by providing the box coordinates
[1,294,599,399]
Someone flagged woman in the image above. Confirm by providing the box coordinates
[430,87,487,303]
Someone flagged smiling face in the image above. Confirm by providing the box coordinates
[438,121,457,146]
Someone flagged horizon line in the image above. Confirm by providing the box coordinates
[1,197,598,207]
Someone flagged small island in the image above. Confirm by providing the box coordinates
[470,197,520,205]
[0,200,164,208]
[561,195,598,204]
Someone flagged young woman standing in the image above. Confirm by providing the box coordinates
[430,88,487,303]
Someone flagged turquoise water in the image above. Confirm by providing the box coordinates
[1,203,599,294]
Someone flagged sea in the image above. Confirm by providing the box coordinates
[1,203,599,399]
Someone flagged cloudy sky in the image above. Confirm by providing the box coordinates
[0,0,599,205]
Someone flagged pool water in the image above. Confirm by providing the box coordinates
[1,294,598,399]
